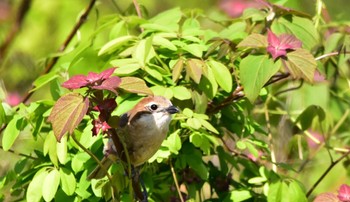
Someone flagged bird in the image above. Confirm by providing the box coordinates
[88,95,179,179]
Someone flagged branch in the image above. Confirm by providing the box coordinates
[0,0,32,62]
[0,145,37,160]
[306,150,350,197]
[170,160,184,202]
[21,0,97,104]
[132,0,144,32]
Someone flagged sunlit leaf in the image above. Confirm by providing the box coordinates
[153,35,177,50]
[207,60,232,92]
[98,35,136,56]
[237,34,267,48]
[30,71,59,93]
[60,168,76,196]
[2,115,25,151]
[172,86,192,100]
[186,59,203,84]
[286,48,317,82]
[48,93,89,142]
[42,169,60,202]
[27,168,48,202]
[240,55,281,102]
[119,77,153,95]
[172,58,184,82]
[295,105,325,130]
[57,135,68,164]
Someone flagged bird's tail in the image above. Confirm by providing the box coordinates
[88,154,117,179]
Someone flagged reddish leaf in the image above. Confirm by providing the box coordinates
[313,193,339,202]
[237,34,268,48]
[285,48,317,82]
[119,77,153,95]
[186,59,203,84]
[99,68,116,79]
[92,76,121,94]
[338,184,350,202]
[267,29,302,60]
[48,93,89,142]
[61,75,89,89]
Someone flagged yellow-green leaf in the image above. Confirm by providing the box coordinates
[207,60,233,92]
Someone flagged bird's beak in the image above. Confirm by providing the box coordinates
[166,106,179,114]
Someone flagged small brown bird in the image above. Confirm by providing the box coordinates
[89,96,179,179]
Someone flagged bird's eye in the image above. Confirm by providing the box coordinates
[150,104,158,111]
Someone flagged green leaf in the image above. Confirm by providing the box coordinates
[268,181,289,202]
[133,37,155,66]
[60,168,76,196]
[172,86,192,100]
[197,118,219,134]
[153,35,177,50]
[98,35,136,56]
[288,181,307,202]
[271,15,319,50]
[2,115,25,151]
[172,58,184,82]
[42,169,60,202]
[151,86,173,99]
[145,65,163,81]
[30,71,59,93]
[186,59,203,84]
[225,190,252,202]
[71,152,90,173]
[0,102,5,125]
[295,105,325,130]
[187,117,202,130]
[286,48,317,82]
[163,130,182,154]
[27,168,48,202]
[236,141,246,150]
[182,108,194,118]
[200,63,218,98]
[57,135,68,164]
[44,132,58,166]
[190,133,202,147]
[47,93,89,142]
[141,7,181,32]
[240,55,281,102]
[237,34,267,48]
[207,60,232,92]
[183,144,208,180]
[113,64,141,76]
[119,77,153,95]
[183,44,205,57]
[182,18,201,36]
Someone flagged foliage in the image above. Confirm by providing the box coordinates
[1,0,350,201]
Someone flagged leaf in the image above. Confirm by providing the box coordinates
[237,34,268,48]
[60,168,76,196]
[186,59,203,84]
[183,44,205,58]
[47,93,89,142]
[286,48,317,82]
[119,77,153,95]
[92,76,121,94]
[30,71,59,92]
[27,168,48,202]
[172,58,184,82]
[313,193,339,202]
[172,86,192,100]
[197,118,219,134]
[61,75,88,89]
[42,169,60,202]
[153,35,177,50]
[98,35,136,56]
[271,15,319,50]
[200,64,218,98]
[207,60,232,92]
[162,130,181,154]
[2,115,25,151]
[57,136,68,164]
[225,190,252,202]
[141,7,181,32]
[288,181,307,202]
[240,55,281,102]
[44,132,58,166]
[145,65,163,81]
[295,105,325,130]
[0,102,5,125]
[187,118,202,130]
[133,37,155,66]
[268,181,289,202]
[151,86,173,99]
[71,152,90,173]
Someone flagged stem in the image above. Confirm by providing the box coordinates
[306,150,350,197]
[132,0,144,32]
[170,160,184,202]
[71,133,114,183]
[315,51,350,61]
[264,96,277,172]
[0,146,37,160]
[0,0,32,62]
[21,0,97,104]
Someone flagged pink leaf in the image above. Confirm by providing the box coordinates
[267,29,302,60]
[99,68,116,80]
[61,75,88,89]
[338,184,350,202]
[314,193,339,202]
[48,93,89,142]
[92,76,121,94]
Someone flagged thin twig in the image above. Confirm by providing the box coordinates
[264,96,277,172]
[306,150,350,197]
[0,0,32,62]
[132,0,144,32]
[170,160,184,202]
[274,80,304,96]
[21,0,97,104]
[0,145,37,160]
[71,133,114,184]
[315,51,350,61]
